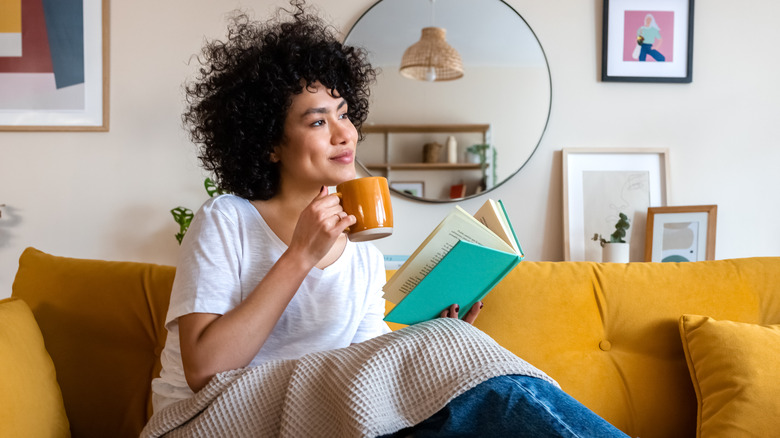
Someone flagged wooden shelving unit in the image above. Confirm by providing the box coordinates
[364,162,484,171]
[359,123,492,199]
[361,123,491,168]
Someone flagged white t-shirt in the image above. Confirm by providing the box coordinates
[151,195,390,411]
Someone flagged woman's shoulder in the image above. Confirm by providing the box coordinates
[198,194,254,218]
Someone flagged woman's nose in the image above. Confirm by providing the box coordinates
[331,119,355,145]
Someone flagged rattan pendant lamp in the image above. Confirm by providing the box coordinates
[399,0,463,82]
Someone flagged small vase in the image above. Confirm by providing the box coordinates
[446,136,458,164]
[602,242,630,263]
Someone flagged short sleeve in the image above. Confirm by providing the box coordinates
[351,246,391,343]
[165,197,245,327]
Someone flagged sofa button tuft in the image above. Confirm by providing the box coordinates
[599,340,612,351]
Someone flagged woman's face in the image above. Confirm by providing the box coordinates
[645,16,652,26]
[274,81,358,191]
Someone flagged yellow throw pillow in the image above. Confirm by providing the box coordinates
[679,314,780,438]
[0,298,70,437]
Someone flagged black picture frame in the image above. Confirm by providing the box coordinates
[601,0,694,83]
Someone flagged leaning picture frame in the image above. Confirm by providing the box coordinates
[390,181,425,198]
[0,0,109,131]
[645,205,717,262]
[562,148,670,262]
[601,0,694,83]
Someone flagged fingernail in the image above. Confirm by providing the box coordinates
[454,305,460,313]
[479,303,484,309]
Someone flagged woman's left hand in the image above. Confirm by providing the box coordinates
[439,301,483,325]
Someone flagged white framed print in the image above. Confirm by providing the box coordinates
[563,148,670,262]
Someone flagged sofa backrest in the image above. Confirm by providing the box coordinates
[473,258,780,437]
[12,247,780,438]
[12,248,174,438]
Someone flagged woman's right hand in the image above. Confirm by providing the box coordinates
[287,186,356,267]
[440,302,483,325]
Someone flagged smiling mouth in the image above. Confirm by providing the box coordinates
[330,151,354,164]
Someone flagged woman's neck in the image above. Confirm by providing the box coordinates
[250,186,322,245]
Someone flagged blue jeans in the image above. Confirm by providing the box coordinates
[639,44,665,62]
[380,375,628,437]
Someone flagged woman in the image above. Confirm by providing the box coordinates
[637,13,666,62]
[150,2,627,436]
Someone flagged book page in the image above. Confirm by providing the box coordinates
[473,199,522,256]
[383,205,514,303]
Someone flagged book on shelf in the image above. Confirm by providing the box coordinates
[449,183,467,199]
[383,199,524,325]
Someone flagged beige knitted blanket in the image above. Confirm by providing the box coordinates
[141,318,557,438]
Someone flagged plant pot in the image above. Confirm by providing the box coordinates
[602,242,630,263]
[465,151,481,164]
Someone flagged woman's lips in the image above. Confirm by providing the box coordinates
[330,151,354,164]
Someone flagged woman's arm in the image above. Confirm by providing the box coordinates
[178,249,312,392]
[179,188,355,392]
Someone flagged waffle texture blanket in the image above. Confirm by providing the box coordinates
[141,318,558,438]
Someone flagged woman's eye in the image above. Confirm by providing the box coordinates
[311,120,324,127]
[339,113,350,120]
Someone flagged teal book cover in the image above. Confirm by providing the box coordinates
[384,240,521,325]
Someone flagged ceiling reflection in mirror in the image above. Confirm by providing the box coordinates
[345,0,551,202]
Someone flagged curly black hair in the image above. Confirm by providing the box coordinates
[182,1,376,200]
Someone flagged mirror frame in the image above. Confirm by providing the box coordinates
[344,0,553,203]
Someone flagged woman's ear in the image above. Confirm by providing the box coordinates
[269,147,281,163]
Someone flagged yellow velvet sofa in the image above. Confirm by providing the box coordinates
[5,247,780,437]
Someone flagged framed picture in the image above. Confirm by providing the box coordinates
[645,205,716,262]
[0,0,109,131]
[390,181,425,198]
[601,0,694,83]
[562,148,670,262]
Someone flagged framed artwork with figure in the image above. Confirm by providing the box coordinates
[645,205,717,262]
[601,0,694,83]
[562,148,670,262]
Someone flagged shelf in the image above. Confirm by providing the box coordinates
[364,163,485,171]
[363,123,491,135]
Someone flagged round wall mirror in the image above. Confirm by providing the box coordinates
[345,0,552,202]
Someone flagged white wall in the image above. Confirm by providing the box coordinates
[2,0,779,298]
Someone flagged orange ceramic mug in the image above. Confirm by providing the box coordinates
[335,176,393,242]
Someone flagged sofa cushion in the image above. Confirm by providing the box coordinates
[11,248,175,438]
[0,297,70,437]
[679,314,780,437]
[474,258,780,438]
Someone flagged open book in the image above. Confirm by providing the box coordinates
[383,199,524,325]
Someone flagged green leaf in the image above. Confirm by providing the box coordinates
[204,178,225,197]
[171,207,194,245]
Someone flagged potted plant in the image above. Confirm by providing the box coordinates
[465,143,493,191]
[592,212,631,263]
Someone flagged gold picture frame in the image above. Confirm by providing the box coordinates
[0,0,109,131]
[645,205,717,262]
